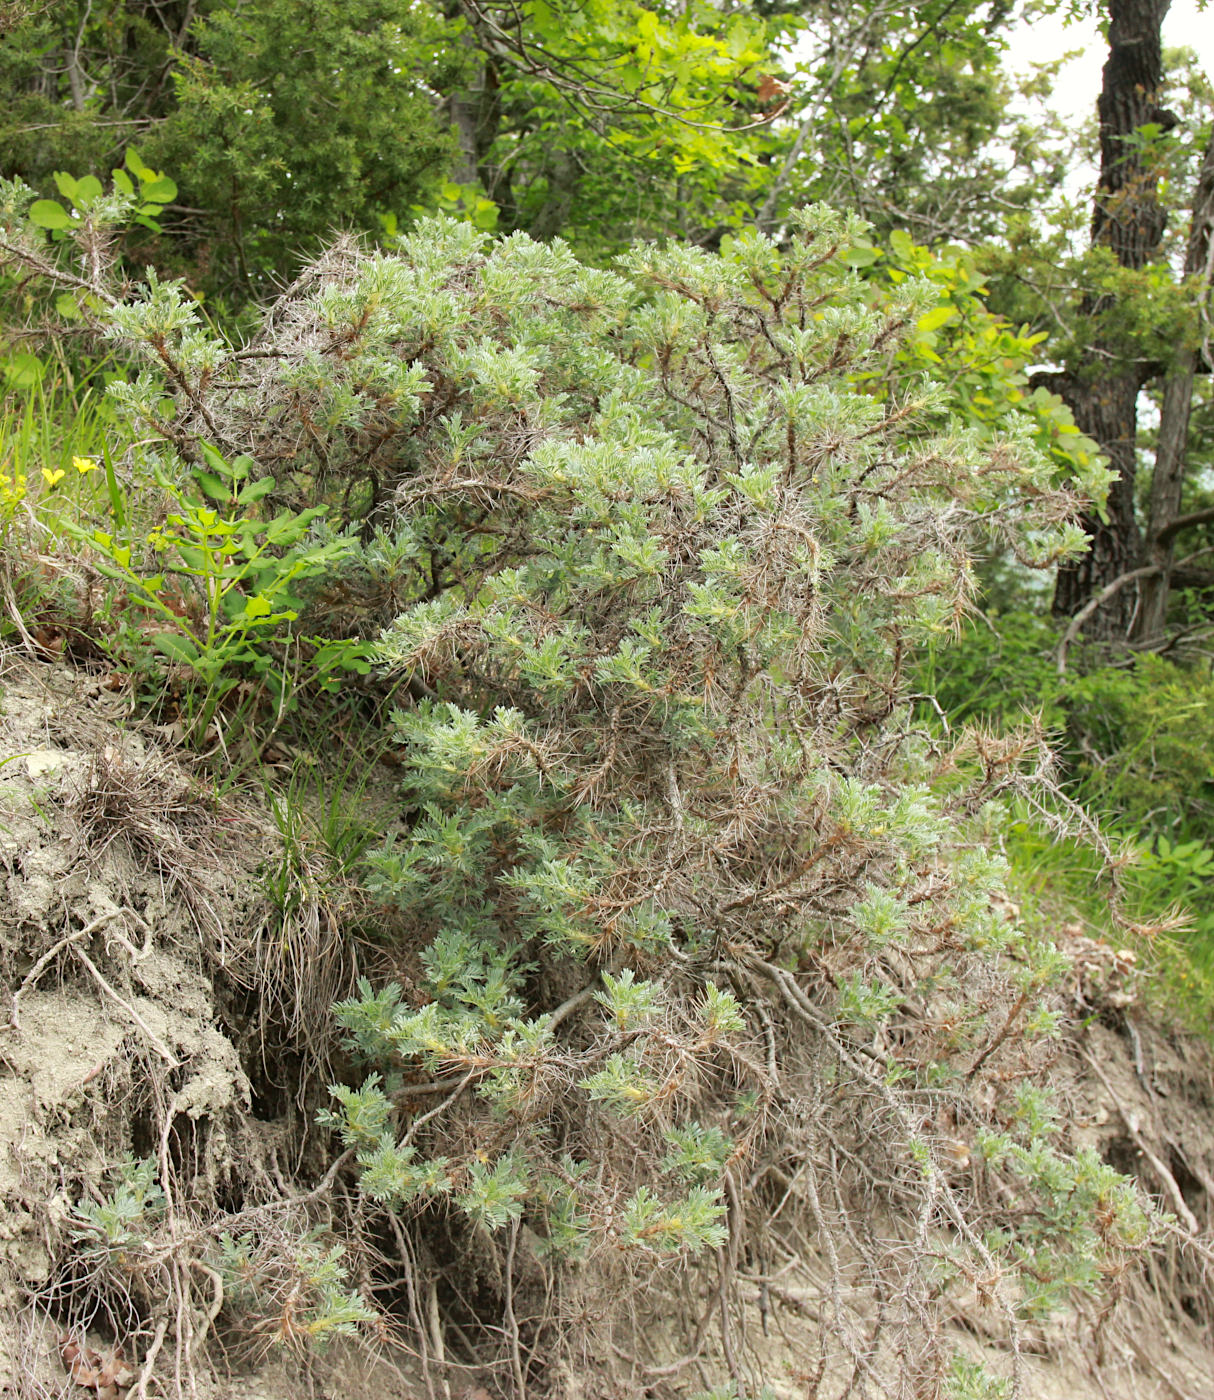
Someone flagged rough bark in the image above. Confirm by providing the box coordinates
[1051,0,1174,637]
[1136,127,1214,642]
[1088,0,1176,264]
[446,7,502,190]
[1047,368,1145,633]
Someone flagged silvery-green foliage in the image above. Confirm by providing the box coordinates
[4,191,1151,1393]
[303,211,1133,1390]
[70,1157,165,1251]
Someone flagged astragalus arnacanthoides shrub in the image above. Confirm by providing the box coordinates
[302,216,1134,1398]
[3,191,1144,1397]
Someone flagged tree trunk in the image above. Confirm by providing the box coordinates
[1051,0,1174,636]
[1047,370,1144,633]
[446,8,502,190]
[1136,127,1214,642]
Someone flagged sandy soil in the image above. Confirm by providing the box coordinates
[1,653,1212,1399]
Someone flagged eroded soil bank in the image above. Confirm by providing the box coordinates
[1,655,1212,1399]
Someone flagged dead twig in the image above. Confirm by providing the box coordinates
[73,944,181,1069]
[130,1317,169,1400]
[9,911,119,1030]
[504,1219,527,1400]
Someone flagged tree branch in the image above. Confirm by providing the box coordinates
[1056,565,1160,674]
[1056,546,1214,672]
[1152,504,1214,548]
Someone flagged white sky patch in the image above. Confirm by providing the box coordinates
[1003,1,1213,127]
[994,3,1213,221]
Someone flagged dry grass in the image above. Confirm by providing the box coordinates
[66,743,231,945]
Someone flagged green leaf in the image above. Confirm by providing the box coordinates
[3,353,45,388]
[52,171,78,200]
[74,175,104,207]
[140,177,177,204]
[29,200,72,230]
[242,595,273,619]
[263,513,307,545]
[111,168,135,197]
[473,198,499,231]
[195,471,232,503]
[100,443,127,532]
[54,292,80,320]
[236,476,275,506]
[199,443,231,476]
[175,544,208,571]
[617,63,644,94]
[152,632,201,666]
[125,147,152,179]
[888,229,915,261]
[918,306,956,333]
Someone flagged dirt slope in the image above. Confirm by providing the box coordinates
[1,653,1212,1400]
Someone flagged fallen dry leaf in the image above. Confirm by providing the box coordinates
[59,1334,134,1399]
[33,625,66,657]
[756,74,791,105]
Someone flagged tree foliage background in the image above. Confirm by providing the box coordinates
[1,2,1213,1398]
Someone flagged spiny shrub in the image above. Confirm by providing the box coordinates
[925,610,1214,837]
[1,182,1149,1397]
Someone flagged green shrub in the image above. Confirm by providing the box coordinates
[70,440,372,739]
[70,1157,166,1255]
[214,1229,375,1354]
[1063,653,1214,833]
[926,610,1214,986]
[146,0,456,307]
[1,186,1161,1394]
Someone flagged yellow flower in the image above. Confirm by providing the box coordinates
[41,467,66,488]
[0,471,26,506]
[72,455,99,474]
